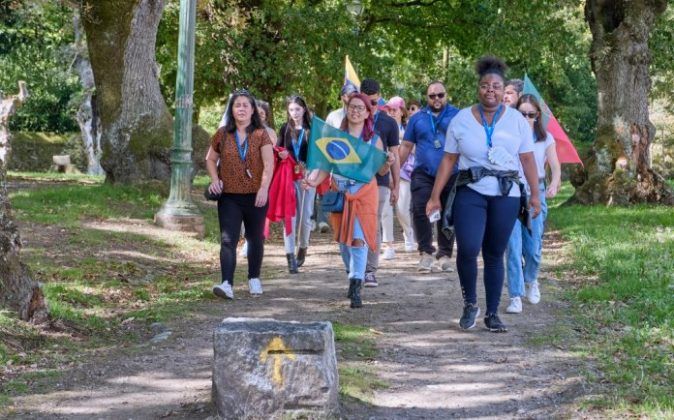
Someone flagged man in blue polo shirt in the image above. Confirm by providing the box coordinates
[398,81,459,273]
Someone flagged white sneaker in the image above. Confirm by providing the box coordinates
[238,241,248,258]
[417,253,434,273]
[506,297,522,313]
[248,278,263,296]
[526,281,541,304]
[404,243,417,253]
[437,256,454,273]
[382,247,396,260]
[213,282,234,300]
[318,222,330,233]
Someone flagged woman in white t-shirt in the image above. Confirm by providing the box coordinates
[505,94,561,314]
[426,56,541,333]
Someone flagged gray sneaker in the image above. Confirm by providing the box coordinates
[417,253,434,273]
[437,255,455,273]
[459,304,480,330]
[363,272,378,287]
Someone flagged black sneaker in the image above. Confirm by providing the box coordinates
[459,304,480,330]
[484,313,508,333]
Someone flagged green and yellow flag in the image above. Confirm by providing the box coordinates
[307,116,386,183]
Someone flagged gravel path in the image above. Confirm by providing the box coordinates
[8,221,585,419]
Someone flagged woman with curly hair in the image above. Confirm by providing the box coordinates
[427,56,541,332]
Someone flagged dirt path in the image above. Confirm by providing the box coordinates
[8,220,585,419]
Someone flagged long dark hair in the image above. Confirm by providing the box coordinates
[283,95,312,144]
[256,99,274,129]
[517,94,547,142]
[223,89,263,134]
[340,93,375,142]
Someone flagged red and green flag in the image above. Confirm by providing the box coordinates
[523,75,583,165]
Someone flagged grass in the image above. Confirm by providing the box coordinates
[547,182,674,417]
[8,177,166,226]
[1,172,229,411]
[333,322,387,403]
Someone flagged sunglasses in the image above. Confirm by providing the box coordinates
[520,111,538,119]
[428,92,446,100]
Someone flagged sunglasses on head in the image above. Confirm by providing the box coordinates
[428,92,446,100]
[520,111,537,119]
[233,88,252,97]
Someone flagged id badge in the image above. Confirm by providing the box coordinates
[487,146,514,166]
[433,133,443,149]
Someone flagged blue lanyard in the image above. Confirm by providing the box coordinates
[234,131,248,162]
[373,111,380,127]
[292,128,304,160]
[478,104,503,148]
[428,106,448,135]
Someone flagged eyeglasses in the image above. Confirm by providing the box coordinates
[348,104,367,113]
[479,83,504,91]
[427,92,446,100]
[520,111,537,119]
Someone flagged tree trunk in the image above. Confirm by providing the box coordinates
[0,82,48,324]
[73,11,104,176]
[80,0,173,184]
[572,0,673,205]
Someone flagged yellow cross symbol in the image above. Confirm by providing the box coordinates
[259,337,296,386]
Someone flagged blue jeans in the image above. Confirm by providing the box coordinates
[453,187,520,314]
[335,179,369,281]
[339,218,368,281]
[506,182,548,298]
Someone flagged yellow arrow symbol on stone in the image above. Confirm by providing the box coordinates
[259,337,296,386]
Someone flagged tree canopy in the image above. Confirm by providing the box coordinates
[1,0,672,158]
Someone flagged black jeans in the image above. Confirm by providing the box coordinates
[410,169,455,258]
[453,187,520,314]
[217,193,268,284]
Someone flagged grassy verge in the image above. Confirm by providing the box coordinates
[333,322,388,403]
[1,172,225,410]
[547,183,673,417]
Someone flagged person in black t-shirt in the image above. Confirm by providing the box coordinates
[360,78,400,287]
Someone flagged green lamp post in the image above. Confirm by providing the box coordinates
[154,0,204,237]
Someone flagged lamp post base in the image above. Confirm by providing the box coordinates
[154,211,205,239]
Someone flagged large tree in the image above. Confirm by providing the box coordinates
[571,0,674,204]
[80,0,174,184]
[0,82,48,323]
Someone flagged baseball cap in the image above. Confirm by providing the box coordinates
[385,96,405,110]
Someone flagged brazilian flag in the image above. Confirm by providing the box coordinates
[307,116,386,183]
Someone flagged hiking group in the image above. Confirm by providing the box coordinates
[206,55,562,333]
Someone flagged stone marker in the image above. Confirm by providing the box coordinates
[212,317,339,419]
[52,155,76,173]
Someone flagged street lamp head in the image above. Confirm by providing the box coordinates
[346,0,364,17]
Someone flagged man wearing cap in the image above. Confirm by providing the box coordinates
[398,81,459,273]
[326,83,359,129]
[360,78,400,288]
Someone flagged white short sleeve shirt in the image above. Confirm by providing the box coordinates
[445,106,534,197]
